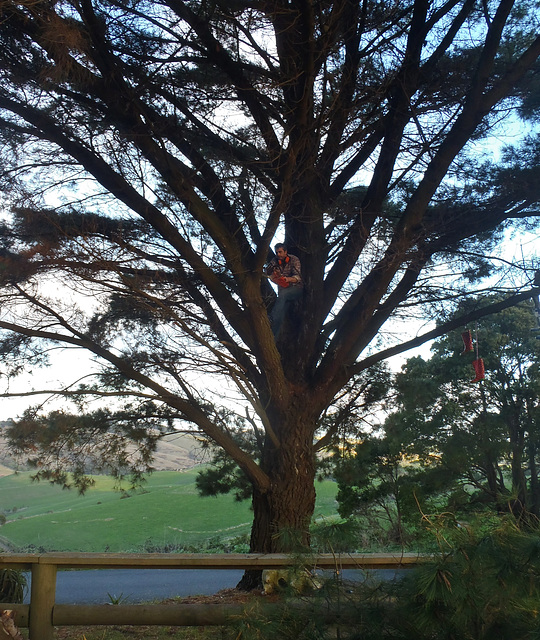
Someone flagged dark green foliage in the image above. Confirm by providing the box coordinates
[195,410,261,501]
[196,436,255,502]
[233,518,540,640]
[0,332,51,378]
[6,404,171,492]
[398,517,540,640]
[309,518,362,553]
[0,569,27,604]
[336,298,540,540]
[9,207,146,247]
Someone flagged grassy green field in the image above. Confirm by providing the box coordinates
[0,468,338,552]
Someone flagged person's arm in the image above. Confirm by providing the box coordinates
[287,256,301,284]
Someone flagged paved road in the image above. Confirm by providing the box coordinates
[23,569,245,604]
[22,568,401,605]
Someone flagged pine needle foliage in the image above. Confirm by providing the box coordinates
[399,516,540,639]
[233,516,540,640]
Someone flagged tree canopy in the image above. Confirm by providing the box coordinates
[336,298,540,546]
[0,0,539,568]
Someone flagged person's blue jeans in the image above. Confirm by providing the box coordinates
[270,286,303,336]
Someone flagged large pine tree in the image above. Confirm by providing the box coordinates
[0,0,539,578]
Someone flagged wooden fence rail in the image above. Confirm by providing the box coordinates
[0,552,425,639]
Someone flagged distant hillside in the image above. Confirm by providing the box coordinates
[0,421,21,473]
[0,463,14,477]
[0,426,203,474]
[151,432,203,470]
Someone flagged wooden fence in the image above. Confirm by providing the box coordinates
[0,552,424,639]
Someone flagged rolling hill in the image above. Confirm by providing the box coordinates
[0,427,203,473]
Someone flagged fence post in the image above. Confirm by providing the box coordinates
[29,562,57,640]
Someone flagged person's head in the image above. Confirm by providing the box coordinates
[275,243,288,260]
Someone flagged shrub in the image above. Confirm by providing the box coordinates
[233,515,540,640]
[0,569,27,603]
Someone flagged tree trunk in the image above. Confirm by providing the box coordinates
[525,398,539,519]
[528,438,540,518]
[484,457,503,510]
[237,412,317,590]
[507,410,528,520]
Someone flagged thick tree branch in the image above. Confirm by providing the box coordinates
[351,287,540,374]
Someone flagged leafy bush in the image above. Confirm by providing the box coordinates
[0,569,27,603]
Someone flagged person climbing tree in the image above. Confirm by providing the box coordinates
[266,244,303,337]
